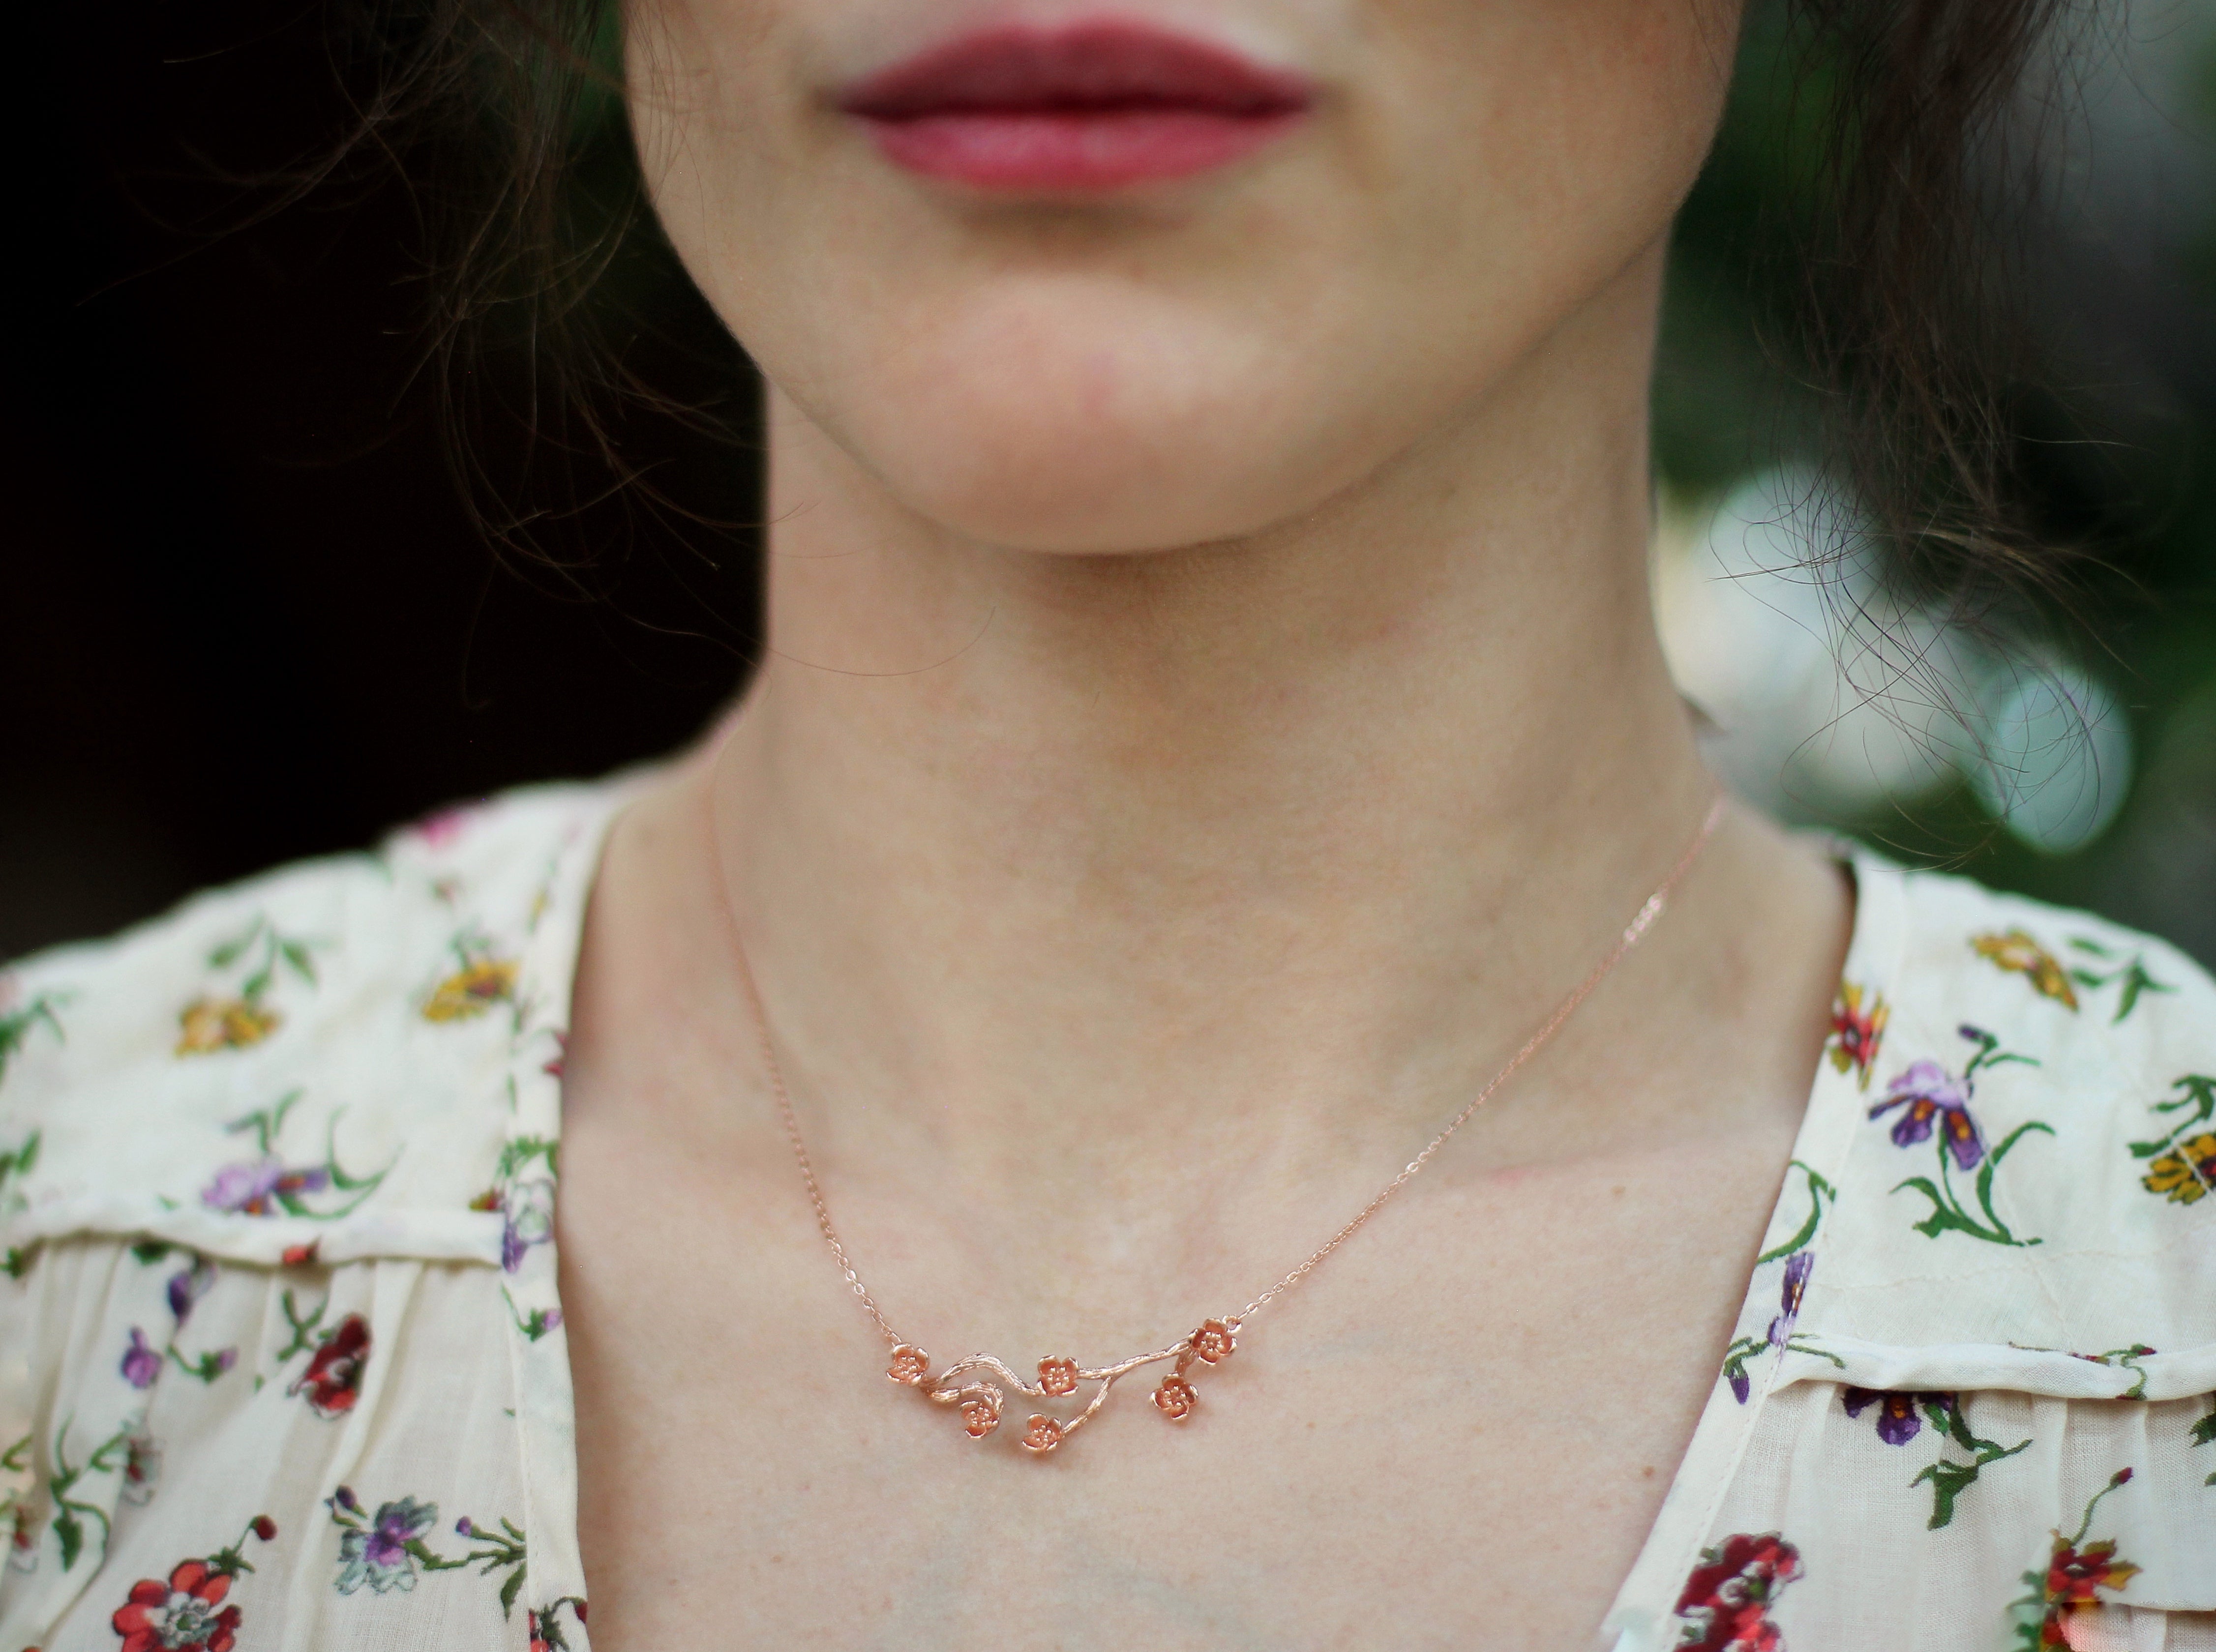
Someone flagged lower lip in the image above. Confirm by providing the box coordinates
[857,107,1306,191]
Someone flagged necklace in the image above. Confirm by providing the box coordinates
[722,794,1725,1456]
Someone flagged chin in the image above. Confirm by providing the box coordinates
[788,291,1391,553]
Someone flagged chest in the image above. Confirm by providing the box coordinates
[555,1123,1792,1650]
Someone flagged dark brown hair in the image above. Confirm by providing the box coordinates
[344,0,2096,603]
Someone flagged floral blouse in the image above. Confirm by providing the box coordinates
[0,780,2212,1652]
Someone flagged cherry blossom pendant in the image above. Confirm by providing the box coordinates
[884,1318,1240,1453]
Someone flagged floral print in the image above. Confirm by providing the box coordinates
[2009,1471,2140,1649]
[1974,930,2080,1009]
[1844,1386,1941,1446]
[109,1517,274,1652]
[0,984,64,1088]
[329,1490,434,1594]
[2144,1134,2216,1205]
[120,1247,239,1389]
[198,1091,389,1219]
[1841,1389,2034,1529]
[1872,1059,1984,1169]
[1673,1532,1801,1651]
[529,1596,588,1652]
[1720,1165,1840,1404]
[174,916,320,1056]
[325,1489,530,1616]
[1973,929,2177,1023]
[2064,937,2176,1024]
[1876,1026,2051,1246]
[2130,1074,2216,1206]
[2,789,2211,1652]
[289,1314,371,1418]
[1826,982,1887,1089]
[475,1136,556,1272]
[421,933,520,1024]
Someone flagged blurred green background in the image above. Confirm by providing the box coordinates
[1653,1,2216,964]
[4,0,2213,964]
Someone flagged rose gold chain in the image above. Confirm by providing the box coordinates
[715,789,1726,1453]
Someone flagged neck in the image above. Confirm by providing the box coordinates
[709,242,1714,1174]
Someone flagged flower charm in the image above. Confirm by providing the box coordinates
[1020,1415,1064,1454]
[958,1390,1003,1439]
[1153,1375,1198,1420]
[1190,1319,1238,1365]
[1038,1357,1079,1396]
[887,1344,931,1386]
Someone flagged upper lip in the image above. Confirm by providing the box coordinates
[835,20,1314,119]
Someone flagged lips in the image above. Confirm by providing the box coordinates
[837,21,1314,191]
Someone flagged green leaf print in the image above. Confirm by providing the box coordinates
[2066,937,2177,1024]
[0,993,65,1088]
[1910,1397,2034,1530]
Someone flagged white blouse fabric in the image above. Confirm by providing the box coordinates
[0,780,2212,1652]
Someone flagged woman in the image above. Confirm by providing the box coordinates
[3,0,2212,1646]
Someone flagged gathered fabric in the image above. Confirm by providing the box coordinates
[0,780,2211,1651]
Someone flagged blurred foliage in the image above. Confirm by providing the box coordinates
[1655,5,2216,963]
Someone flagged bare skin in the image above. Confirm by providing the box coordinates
[556,0,1851,1643]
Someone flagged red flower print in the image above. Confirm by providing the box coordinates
[110,1519,274,1652]
[1674,1532,1802,1652]
[1826,983,1887,1089]
[2013,1471,2139,1649]
[280,1241,318,1268]
[1037,1357,1079,1396]
[289,1314,370,1417]
[887,1344,931,1387]
[113,1561,240,1652]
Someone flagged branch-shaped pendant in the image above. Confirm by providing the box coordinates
[885,1318,1240,1453]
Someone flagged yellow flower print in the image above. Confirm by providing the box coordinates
[176,997,281,1055]
[2142,1133,2216,1206]
[1972,930,2079,1011]
[421,959,519,1023]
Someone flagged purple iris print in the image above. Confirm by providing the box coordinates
[1843,1386,1954,1445]
[120,1327,162,1389]
[166,1259,216,1325]
[202,1156,330,1216]
[499,1180,555,1274]
[1766,1252,1813,1349]
[1868,1060,1984,1170]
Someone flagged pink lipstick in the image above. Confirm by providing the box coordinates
[838,21,1313,191]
